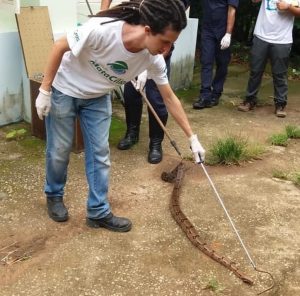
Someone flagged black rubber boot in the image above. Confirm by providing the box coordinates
[47,197,68,222]
[86,213,132,232]
[148,112,168,164]
[117,100,143,150]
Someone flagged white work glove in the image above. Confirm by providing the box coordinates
[35,88,51,120]
[220,33,231,50]
[134,70,148,91]
[189,134,206,163]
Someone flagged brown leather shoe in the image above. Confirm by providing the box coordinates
[275,106,287,118]
[237,101,256,112]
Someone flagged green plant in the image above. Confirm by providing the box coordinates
[210,136,246,165]
[272,170,300,187]
[269,133,289,147]
[292,173,300,187]
[203,277,222,294]
[207,136,264,165]
[244,143,265,160]
[285,125,300,139]
[272,170,288,180]
[5,128,27,141]
[204,278,220,292]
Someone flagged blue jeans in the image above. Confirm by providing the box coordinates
[45,87,112,219]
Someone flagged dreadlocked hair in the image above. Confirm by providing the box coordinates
[95,0,187,34]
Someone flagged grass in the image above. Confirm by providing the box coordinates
[272,170,289,180]
[272,170,300,187]
[174,58,201,104]
[109,116,126,146]
[269,125,300,147]
[203,277,222,293]
[293,173,300,187]
[285,125,300,139]
[210,136,246,165]
[269,133,289,147]
[207,135,264,165]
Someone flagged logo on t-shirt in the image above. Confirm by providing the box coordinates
[73,30,80,42]
[89,60,127,86]
[266,0,277,11]
[107,61,128,75]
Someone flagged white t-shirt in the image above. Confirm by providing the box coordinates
[53,17,168,99]
[254,0,294,44]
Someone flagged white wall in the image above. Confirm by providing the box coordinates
[0,0,78,126]
[39,0,77,35]
[170,18,198,89]
[0,0,34,125]
[0,32,23,126]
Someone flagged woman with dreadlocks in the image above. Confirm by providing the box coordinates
[35,0,205,232]
[101,0,191,165]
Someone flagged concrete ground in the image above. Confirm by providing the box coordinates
[0,63,299,296]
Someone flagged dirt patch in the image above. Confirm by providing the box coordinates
[0,236,47,285]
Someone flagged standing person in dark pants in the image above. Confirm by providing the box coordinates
[238,0,300,118]
[118,51,172,164]
[193,0,239,110]
[101,0,190,164]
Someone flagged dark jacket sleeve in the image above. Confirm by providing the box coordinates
[228,0,239,9]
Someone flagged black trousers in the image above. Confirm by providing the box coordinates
[200,25,231,101]
[123,53,171,127]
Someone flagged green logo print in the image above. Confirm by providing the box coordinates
[89,60,127,85]
[107,61,128,75]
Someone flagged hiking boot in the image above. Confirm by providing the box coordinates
[86,213,132,232]
[47,197,68,222]
[237,101,256,112]
[275,105,287,118]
